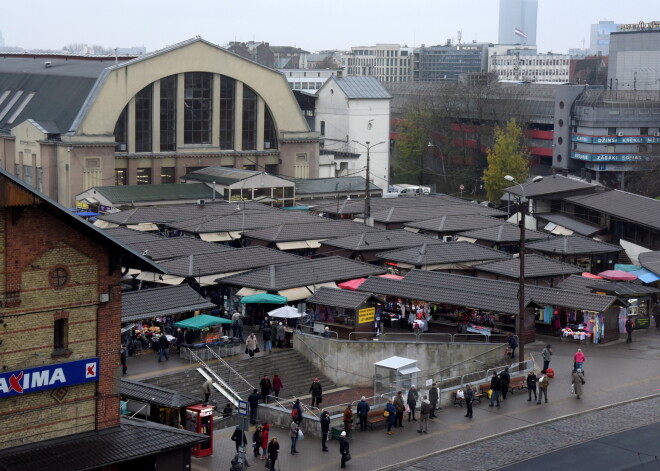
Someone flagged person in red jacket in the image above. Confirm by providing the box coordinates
[272,374,283,398]
[260,423,270,460]
[573,349,585,370]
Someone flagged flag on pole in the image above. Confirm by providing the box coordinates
[514,27,528,39]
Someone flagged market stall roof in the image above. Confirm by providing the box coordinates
[368,203,506,224]
[558,275,660,297]
[565,190,660,232]
[473,254,583,279]
[402,270,621,313]
[307,286,379,310]
[243,220,381,243]
[582,272,603,279]
[115,234,234,262]
[309,193,464,217]
[535,212,605,237]
[122,284,217,323]
[267,306,303,318]
[103,226,167,244]
[598,269,637,281]
[240,293,288,304]
[337,278,367,290]
[404,214,504,234]
[174,314,232,330]
[639,251,660,276]
[526,234,623,255]
[457,224,549,244]
[376,241,510,266]
[121,379,202,408]
[504,174,597,198]
[319,230,444,252]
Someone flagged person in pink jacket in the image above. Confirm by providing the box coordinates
[573,349,585,370]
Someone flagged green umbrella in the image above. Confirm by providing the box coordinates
[239,293,288,304]
[174,314,232,330]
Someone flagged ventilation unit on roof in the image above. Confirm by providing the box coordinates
[44,61,52,68]
[198,199,205,205]
[442,235,454,242]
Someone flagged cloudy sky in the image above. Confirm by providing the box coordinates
[1,0,658,54]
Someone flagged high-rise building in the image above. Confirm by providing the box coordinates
[590,21,619,55]
[608,23,660,91]
[498,0,538,45]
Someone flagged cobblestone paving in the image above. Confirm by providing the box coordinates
[388,396,660,471]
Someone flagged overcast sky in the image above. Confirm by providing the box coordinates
[1,0,659,54]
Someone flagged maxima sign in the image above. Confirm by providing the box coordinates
[0,358,100,398]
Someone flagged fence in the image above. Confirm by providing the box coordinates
[296,329,514,344]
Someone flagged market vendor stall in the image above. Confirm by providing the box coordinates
[306,287,382,339]
[175,314,238,360]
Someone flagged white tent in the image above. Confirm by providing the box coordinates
[267,306,303,319]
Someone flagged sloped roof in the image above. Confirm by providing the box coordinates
[293,176,380,195]
[404,214,505,233]
[0,417,205,471]
[370,203,506,224]
[639,251,660,275]
[243,220,380,243]
[504,175,597,198]
[306,287,377,309]
[309,194,466,216]
[103,226,167,245]
[376,241,511,265]
[526,235,623,255]
[121,379,202,408]
[565,190,660,231]
[181,167,263,185]
[122,284,217,322]
[119,236,234,262]
[220,256,386,290]
[329,76,392,99]
[85,183,215,204]
[320,229,443,251]
[557,274,660,296]
[535,212,605,236]
[473,254,583,278]
[458,224,549,243]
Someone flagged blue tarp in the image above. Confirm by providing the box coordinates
[629,268,660,284]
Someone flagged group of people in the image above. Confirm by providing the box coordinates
[244,321,289,358]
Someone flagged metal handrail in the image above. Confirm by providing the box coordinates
[296,324,339,339]
[203,345,254,394]
[453,333,492,343]
[186,348,251,407]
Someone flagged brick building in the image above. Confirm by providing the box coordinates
[0,168,204,470]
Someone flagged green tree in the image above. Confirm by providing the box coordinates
[391,109,431,185]
[482,119,530,203]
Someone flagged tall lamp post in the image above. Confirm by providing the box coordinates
[504,174,543,364]
[353,140,385,226]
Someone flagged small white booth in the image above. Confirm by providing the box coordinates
[373,356,420,397]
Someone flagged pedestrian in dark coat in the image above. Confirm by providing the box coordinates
[339,431,350,468]
[291,398,303,425]
[464,384,474,418]
[407,385,419,421]
[571,368,585,399]
[157,334,169,362]
[527,371,538,401]
[507,333,518,359]
[266,438,279,471]
[252,425,262,457]
[489,372,502,407]
[248,388,261,424]
[428,382,439,418]
[260,375,272,404]
[357,396,370,431]
[272,374,283,398]
[541,344,552,373]
[625,317,634,343]
[120,344,128,374]
[385,400,396,434]
[393,391,405,428]
[230,426,248,454]
[320,410,331,451]
[500,366,511,400]
[309,378,323,408]
[417,396,431,433]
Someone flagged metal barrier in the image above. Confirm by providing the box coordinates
[296,324,339,340]
[453,333,491,343]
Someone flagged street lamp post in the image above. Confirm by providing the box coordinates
[353,140,385,226]
[504,174,543,364]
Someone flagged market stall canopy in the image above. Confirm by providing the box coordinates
[267,306,303,318]
[174,314,232,330]
[239,293,288,304]
[337,278,367,291]
[581,272,603,279]
[598,270,637,281]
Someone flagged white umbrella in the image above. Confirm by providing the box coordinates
[268,305,303,319]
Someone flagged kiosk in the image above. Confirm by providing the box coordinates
[186,404,214,457]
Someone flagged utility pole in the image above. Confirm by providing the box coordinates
[352,140,385,226]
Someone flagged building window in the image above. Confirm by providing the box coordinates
[114,105,128,152]
[49,267,69,289]
[115,169,127,186]
[608,127,617,135]
[136,168,152,184]
[243,165,256,171]
[53,310,70,357]
[220,76,235,150]
[320,121,326,136]
[296,153,308,162]
[184,72,212,144]
[135,84,152,152]
[160,75,177,151]
[161,167,176,184]
[264,106,278,150]
[242,86,258,150]
[265,164,278,175]
[23,165,33,187]
[640,127,649,135]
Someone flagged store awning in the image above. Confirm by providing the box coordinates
[337,278,367,291]
[544,222,574,236]
[127,223,159,232]
[94,219,119,229]
[276,241,311,250]
[306,239,327,249]
[200,232,233,242]
[268,306,303,318]
[136,271,186,285]
[456,236,477,243]
[240,293,288,304]
[236,287,268,297]
[306,281,338,293]
[174,314,232,330]
[277,286,313,301]
[403,227,420,233]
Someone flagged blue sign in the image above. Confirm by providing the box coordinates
[238,400,249,417]
[572,152,646,162]
[572,134,660,145]
[0,358,100,398]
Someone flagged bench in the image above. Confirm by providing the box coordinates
[366,409,387,430]
[506,376,527,395]
[453,388,483,406]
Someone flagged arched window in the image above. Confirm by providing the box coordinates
[264,105,278,150]
[220,76,235,149]
[160,75,177,151]
[113,105,128,152]
[184,72,213,144]
[242,86,257,150]
[135,84,152,152]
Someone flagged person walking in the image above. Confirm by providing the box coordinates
[343,405,353,432]
[573,348,585,370]
[291,398,303,425]
[428,382,439,418]
[393,391,405,428]
[339,431,350,468]
[157,334,170,362]
[120,344,128,374]
[464,384,474,418]
[541,344,553,373]
[571,368,585,399]
[266,437,279,471]
[260,422,270,460]
[537,371,549,404]
[417,395,430,434]
[252,425,262,457]
[246,332,259,358]
[309,378,323,408]
[526,370,538,402]
[625,316,634,344]
[320,410,331,451]
[231,311,241,338]
[385,399,396,435]
[231,425,248,454]
[260,375,272,404]
[202,379,213,403]
[500,366,511,400]
[357,396,370,432]
[276,322,286,348]
[289,420,300,454]
[407,385,419,421]
[507,333,518,359]
[272,374,283,398]
[489,372,502,407]
[262,323,273,353]
[248,388,261,424]
[653,301,660,331]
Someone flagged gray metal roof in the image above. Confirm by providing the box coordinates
[220,256,386,290]
[320,229,444,251]
[328,76,392,99]
[639,252,660,276]
[181,167,263,185]
[87,183,215,204]
[402,270,619,312]
[376,241,511,265]
[293,176,380,195]
[306,287,377,309]
[243,220,381,243]
[404,214,505,233]
[526,235,623,256]
[473,254,583,278]
[565,190,660,231]
[121,379,202,408]
[103,226,167,245]
[458,224,549,243]
[504,175,597,198]
[122,284,217,323]
[120,236,234,262]
[370,204,507,224]
[557,274,660,296]
[534,212,605,236]
[309,194,465,216]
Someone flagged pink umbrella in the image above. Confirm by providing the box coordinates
[597,270,637,281]
[581,272,603,279]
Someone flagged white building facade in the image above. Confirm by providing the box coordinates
[490,53,570,82]
[342,44,413,83]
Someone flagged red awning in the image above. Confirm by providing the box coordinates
[337,278,367,291]
[581,272,603,279]
[597,270,637,281]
